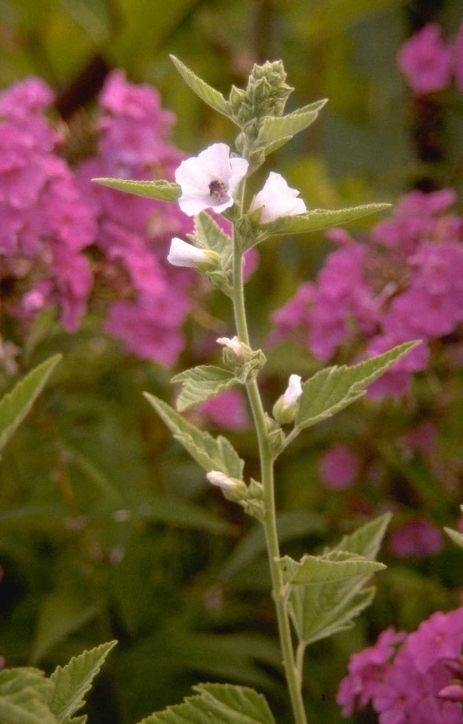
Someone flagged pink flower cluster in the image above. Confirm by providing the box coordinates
[398,21,463,95]
[337,609,463,723]
[271,188,463,399]
[0,71,193,366]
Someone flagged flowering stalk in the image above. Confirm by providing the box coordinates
[231,180,308,724]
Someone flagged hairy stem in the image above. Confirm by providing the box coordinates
[231,225,308,724]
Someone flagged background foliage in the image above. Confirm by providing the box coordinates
[1,1,463,723]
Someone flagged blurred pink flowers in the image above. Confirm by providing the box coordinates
[398,23,453,94]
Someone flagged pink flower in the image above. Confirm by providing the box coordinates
[389,517,444,559]
[406,609,463,674]
[175,143,249,216]
[398,23,453,94]
[198,390,250,431]
[320,444,359,489]
[454,21,463,92]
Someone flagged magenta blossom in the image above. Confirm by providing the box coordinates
[398,22,453,94]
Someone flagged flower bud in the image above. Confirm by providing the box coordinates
[206,471,248,501]
[167,238,217,269]
[272,374,303,425]
[217,336,247,365]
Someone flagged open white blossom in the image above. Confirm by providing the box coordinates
[250,171,306,224]
[283,374,303,408]
[167,237,212,268]
[175,143,249,216]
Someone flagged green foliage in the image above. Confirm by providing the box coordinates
[169,56,231,119]
[144,393,244,479]
[0,355,61,454]
[138,683,276,724]
[259,203,391,238]
[286,514,391,645]
[171,366,239,412]
[91,179,181,202]
[0,642,115,724]
[48,641,117,724]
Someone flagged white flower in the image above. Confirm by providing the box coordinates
[250,172,306,224]
[273,373,303,425]
[217,335,245,360]
[175,143,249,216]
[167,237,213,268]
[283,374,303,408]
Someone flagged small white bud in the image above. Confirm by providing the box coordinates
[206,471,248,500]
[167,237,214,268]
[217,336,246,364]
[283,374,303,407]
[273,374,303,425]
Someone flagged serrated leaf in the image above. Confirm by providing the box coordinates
[143,393,244,479]
[279,551,385,585]
[138,682,276,724]
[49,641,117,724]
[172,366,238,412]
[260,203,391,237]
[190,212,232,257]
[334,512,392,560]
[170,55,231,117]
[91,178,180,202]
[257,99,327,144]
[287,514,391,645]
[0,668,57,724]
[286,342,418,445]
[444,527,463,550]
[0,355,61,454]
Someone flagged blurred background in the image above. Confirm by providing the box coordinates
[1,1,463,722]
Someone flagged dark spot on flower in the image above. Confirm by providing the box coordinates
[209,179,227,201]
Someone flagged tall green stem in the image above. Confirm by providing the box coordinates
[231,226,308,724]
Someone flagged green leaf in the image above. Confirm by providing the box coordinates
[91,178,180,202]
[279,550,385,585]
[260,203,391,237]
[143,393,244,479]
[138,682,276,724]
[171,366,239,412]
[190,212,232,256]
[444,527,463,550]
[30,594,103,665]
[257,99,327,143]
[287,514,391,645]
[170,55,231,118]
[49,641,117,724]
[0,355,61,454]
[0,668,57,724]
[286,342,418,445]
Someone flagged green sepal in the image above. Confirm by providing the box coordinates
[144,393,244,479]
[91,178,180,202]
[189,212,232,258]
[278,550,385,586]
[284,342,418,449]
[137,682,276,724]
[48,641,117,724]
[171,365,239,412]
[257,99,327,144]
[286,513,391,645]
[256,203,392,239]
[0,354,61,454]
[170,56,231,118]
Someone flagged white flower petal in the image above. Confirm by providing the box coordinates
[282,374,303,408]
[250,171,306,224]
[167,237,211,268]
[175,143,249,217]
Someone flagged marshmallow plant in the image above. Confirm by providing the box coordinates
[94,58,416,724]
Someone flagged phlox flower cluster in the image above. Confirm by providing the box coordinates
[271,187,463,400]
[0,77,95,333]
[398,20,463,95]
[337,608,463,723]
[0,71,194,367]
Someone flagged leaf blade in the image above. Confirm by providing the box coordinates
[260,203,391,237]
[92,178,180,202]
[170,55,231,117]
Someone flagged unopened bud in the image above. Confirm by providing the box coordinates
[273,374,303,425]
[206,471,248,501]
[217,336,246,365]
